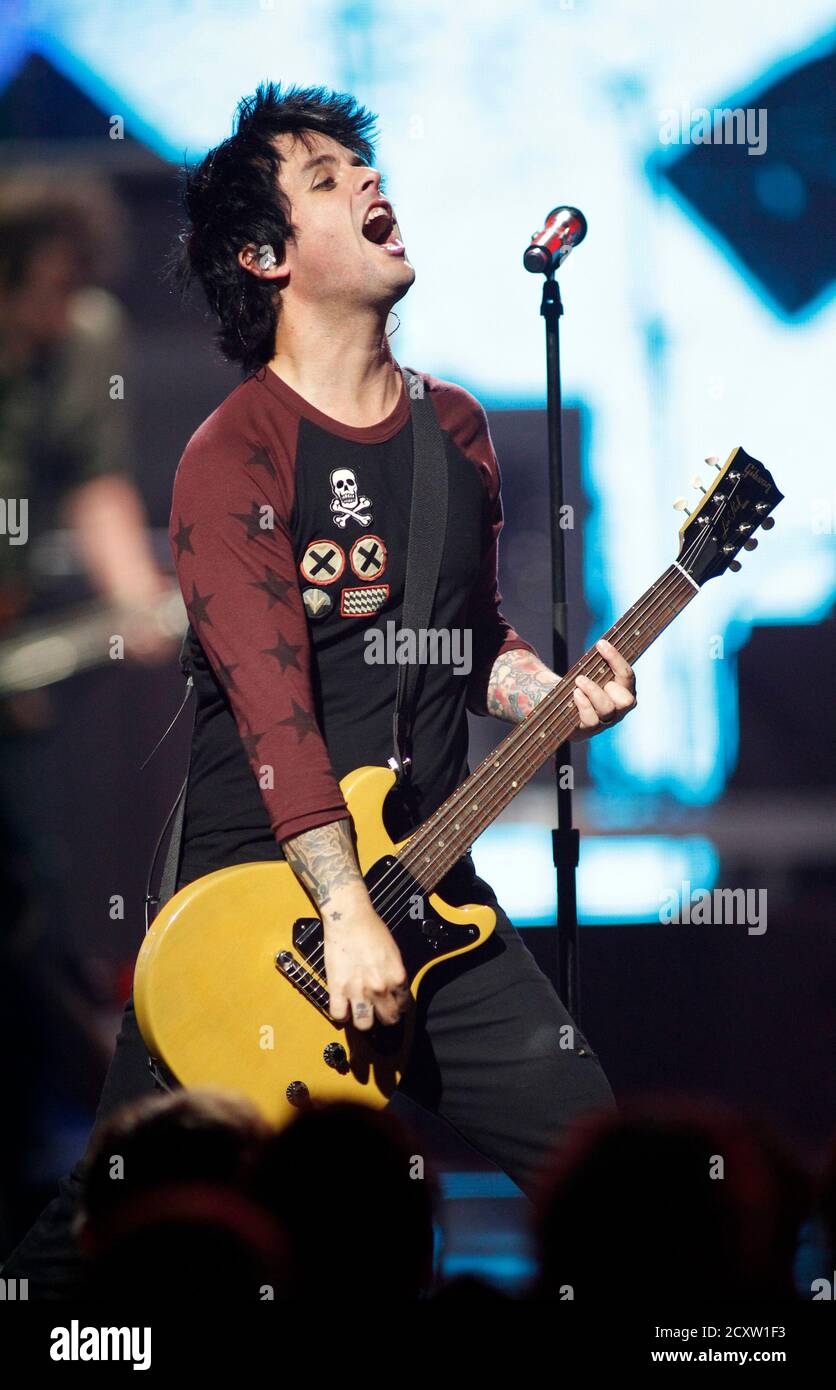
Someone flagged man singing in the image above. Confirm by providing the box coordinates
[3,82,636,1296]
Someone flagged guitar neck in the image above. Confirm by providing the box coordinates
[0,589,186,696]
[397,562,699,893]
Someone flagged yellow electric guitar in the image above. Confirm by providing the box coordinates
[135,448,782,1126]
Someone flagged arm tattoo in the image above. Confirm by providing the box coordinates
[485,649,561,724]
[282,818,363,910]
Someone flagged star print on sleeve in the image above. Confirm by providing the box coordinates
[276,699,318,743]
[239,725,266,760]
[250,567,294,609]
[262,631,303,673]
[244,444,276,475]
[215,658,239,694]
[171,517,195,557]
[229,500,276,542]
[186,581,214,628]
[169,425,348,844]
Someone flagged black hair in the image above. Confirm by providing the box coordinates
[171,82,379,374]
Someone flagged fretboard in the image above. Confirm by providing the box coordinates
[396,562,698,893]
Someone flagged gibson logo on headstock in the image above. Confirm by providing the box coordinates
[742,460,770,490]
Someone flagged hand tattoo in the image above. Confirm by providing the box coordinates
[485,649,560,723]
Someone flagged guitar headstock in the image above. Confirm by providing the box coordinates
[675,448,783,586]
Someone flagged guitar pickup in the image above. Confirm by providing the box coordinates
[275,949,331,1017]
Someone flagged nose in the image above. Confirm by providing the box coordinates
[357,165,382,198]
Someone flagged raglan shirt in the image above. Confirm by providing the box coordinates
[169,360,537,887]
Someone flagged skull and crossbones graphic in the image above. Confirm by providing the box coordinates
[329,468,373,528]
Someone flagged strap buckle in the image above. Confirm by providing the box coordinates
[387,751,413,785]
[390,708,413,785]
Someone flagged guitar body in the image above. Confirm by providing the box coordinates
[134,764,497,1127]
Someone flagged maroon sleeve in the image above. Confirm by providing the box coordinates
[169,417,348,843]
[429,379,539,713]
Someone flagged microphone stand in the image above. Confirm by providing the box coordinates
[540,271,581,1021]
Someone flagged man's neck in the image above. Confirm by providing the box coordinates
[268,303,402,428]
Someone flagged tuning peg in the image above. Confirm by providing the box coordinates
[728,559,742,572]
[705,455,721,470]
[691,474,708,493]
[673,497,692,515]
[760,516,775,530]
[743,538,758,551]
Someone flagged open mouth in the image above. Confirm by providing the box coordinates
[362,203,405,254]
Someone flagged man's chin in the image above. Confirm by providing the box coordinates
[389,260,416,303]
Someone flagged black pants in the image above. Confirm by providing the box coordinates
[2,871,615,1298]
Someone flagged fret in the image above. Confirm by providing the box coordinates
[399,565,697,891]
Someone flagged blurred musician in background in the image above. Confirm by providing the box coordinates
[0,170,175,1245]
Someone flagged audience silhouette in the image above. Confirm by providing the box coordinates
[11,1085,823,1301]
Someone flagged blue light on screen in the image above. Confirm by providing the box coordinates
[471,825,720,925]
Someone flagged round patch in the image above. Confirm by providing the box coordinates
[299,538,345,586]
[349,533,387,581]
[302,587,333,621]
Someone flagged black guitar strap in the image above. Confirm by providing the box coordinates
[148,363,448,920]
[391,365,449,781]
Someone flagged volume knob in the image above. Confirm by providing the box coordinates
[323,1042,348,1070]
[286,1080,310,1105]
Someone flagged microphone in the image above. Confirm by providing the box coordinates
[523,206,587,274]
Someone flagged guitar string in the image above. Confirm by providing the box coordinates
[394,571,694,883]
[373,474,745,919]
[297,559,698,987]
[309,566,690,962]
[288,475,745,992]
[286,561,695,1015]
